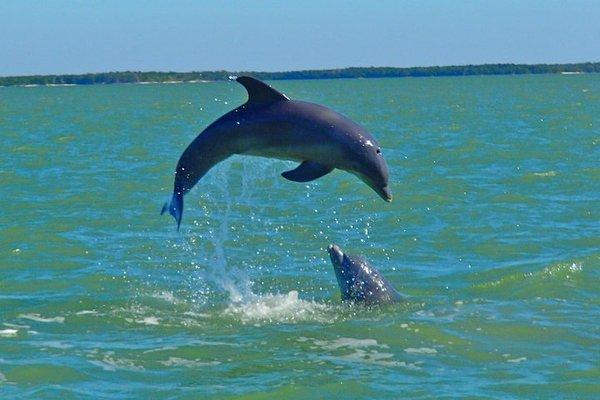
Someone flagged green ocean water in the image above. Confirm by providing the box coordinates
[0,75,599,399]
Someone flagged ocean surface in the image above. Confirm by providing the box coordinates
[0,75,598,399]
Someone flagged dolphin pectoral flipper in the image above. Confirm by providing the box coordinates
[281,161,334,182]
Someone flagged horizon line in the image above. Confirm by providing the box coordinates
[2,60,600,79]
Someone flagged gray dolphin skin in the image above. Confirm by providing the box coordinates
[327,244,402,305]
[162,76,391,228]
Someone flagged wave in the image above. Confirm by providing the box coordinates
[467,260,589,299]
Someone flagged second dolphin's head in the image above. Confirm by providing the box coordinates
[327,244,401,305]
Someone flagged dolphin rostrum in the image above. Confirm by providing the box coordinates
[327,244,402,305]
[162,76,391,228]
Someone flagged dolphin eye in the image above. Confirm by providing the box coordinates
[376,148,381,154]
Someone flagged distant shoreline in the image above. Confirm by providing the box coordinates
[1,62,598,87]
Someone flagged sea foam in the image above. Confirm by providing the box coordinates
[0,329,18,337]
[18,313,65,323]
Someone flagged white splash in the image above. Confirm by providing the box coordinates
[507,357,527,363]
[88,355,144,372]
[3,322,29,329]
[135,316,160,326]
[302,336,416,368]
[311,337,384,350]
[33,341,73,349]
[151,291,180,304]
[569,263,582,272]
[532,171,557,177]
[337,349,404,367]
[224,290,331,324]
[75,310,98,316]
[404,347,438,354]
[183,311,211,319]
[0,329,18,337]
[18,313,65,323]
[158,357,221,368]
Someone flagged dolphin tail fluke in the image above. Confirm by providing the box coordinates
[161,192,183,230]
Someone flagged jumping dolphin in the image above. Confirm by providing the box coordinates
[327,244,402,305]
[162,76,391,228]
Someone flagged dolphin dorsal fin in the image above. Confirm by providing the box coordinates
[236,76,289,105]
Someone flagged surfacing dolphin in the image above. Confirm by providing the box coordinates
[327,244,402,305]
[162,76,391,228]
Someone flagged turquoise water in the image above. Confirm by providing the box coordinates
[1,75,599,398]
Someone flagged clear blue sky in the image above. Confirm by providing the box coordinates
[1,0,599,76]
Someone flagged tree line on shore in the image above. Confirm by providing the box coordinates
[1,62,598,86]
